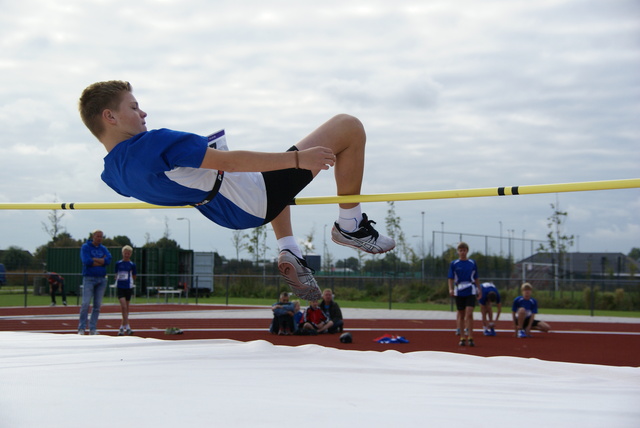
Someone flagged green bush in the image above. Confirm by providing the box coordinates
[197,275,640,311]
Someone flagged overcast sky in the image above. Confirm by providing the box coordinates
[1,0,638,265]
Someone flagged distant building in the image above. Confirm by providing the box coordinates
[515,252,639,283]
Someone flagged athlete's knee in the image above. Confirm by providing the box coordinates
[332,114,365,140]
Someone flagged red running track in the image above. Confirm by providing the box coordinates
[1,304,638,367]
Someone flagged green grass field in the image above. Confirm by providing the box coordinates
[2,291,639,318]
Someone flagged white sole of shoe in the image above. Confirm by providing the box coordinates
[278,261,321,300]
[331,227,394,254]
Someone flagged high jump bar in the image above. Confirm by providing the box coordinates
[0,178,638,210]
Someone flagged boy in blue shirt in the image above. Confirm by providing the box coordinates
[478,282,501,336]
[79,81,395,302]
[512,283,551,338]
[270,292,295,335]
[115,245,137,336]
[448,242,481,346]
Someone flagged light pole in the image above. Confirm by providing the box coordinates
[323,224,327,272]
[421,211,425,281]
[177,217,191,249]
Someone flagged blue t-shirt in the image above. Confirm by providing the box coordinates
[80,240,112,277]
[101,129,268,229]
[115,260,137,289]
[102,129,210,206]
[478,282,501,305]
[512,296,538,318]
[447,259,478,297]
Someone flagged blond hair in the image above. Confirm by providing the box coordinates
[521,282,533,291]
[79,80,132,139]
[122,245,133,254]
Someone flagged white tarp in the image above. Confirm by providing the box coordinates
[1,331,638,428]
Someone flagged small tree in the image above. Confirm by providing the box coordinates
[109,235,134,248]
[537,202,574,291]
[231,230,247,260]
[1,246,34,270]
[42,203,66,243]
[385,202,414,264]
[246,225,269,265]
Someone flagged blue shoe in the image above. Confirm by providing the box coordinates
[518,329,527,338]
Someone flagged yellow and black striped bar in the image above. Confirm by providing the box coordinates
[0,178,637,210]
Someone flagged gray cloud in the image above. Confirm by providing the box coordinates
[0,0,638,259]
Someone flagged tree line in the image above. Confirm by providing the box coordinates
[2,203,639,276]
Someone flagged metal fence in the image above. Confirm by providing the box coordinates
[1,271,638,313]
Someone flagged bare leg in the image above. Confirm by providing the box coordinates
[119,297,129,326]
[271,206,293,240]
[295,114,365,209]
[272,114,364,239]
[482,304,493,330]
[535,320,551,333]
[465,306,474,339]
[516,308,526,336]
[481,305,488,329]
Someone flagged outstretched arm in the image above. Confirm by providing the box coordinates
[199,147,335,173]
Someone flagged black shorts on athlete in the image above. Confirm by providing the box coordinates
[455,295,477,311]
[261,146,314,224]
[117,288,133,301]
[515,317,540,329]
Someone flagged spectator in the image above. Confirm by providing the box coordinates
[478,282,501,336]
[512,282,551,338]
[78,230,112,335]
[301,299,333,334]
[292,300,303,333]
[270,292,295,335]
[447,242,480,347]
[115,245,137,336]
[47,272,67,307]
[320,288,344,333]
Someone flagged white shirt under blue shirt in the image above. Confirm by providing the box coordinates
[115,260,137,289]
[447,259,479,297]
[101,129,268,229]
